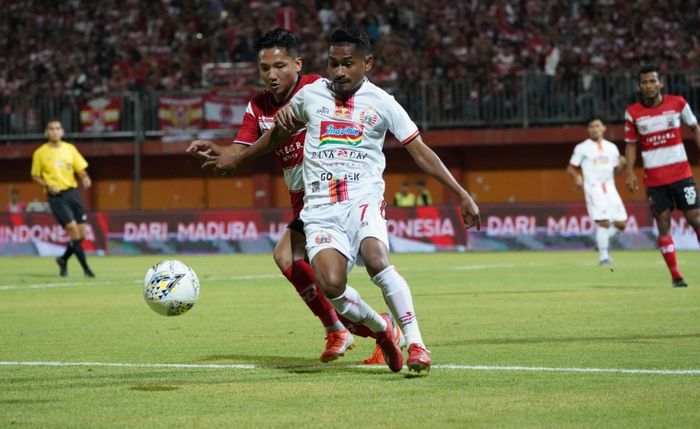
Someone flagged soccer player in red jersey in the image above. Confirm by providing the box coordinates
[624,64,700,287]
[187,29,397,362]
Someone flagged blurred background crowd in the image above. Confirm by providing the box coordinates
[2,0,700,100]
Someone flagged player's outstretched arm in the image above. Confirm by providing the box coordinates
[185,140,226,160]
[201,126,291,176]
[404,135,480,230]
[624,142,639,192]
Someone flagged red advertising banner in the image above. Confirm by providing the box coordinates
[1,204,698,256]
[471,203,699,251]
[0,212,106,256]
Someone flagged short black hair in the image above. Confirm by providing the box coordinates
[587,117,603,125]
[328,27,372,55]
[638,64,661,81]
[253,28,299,57]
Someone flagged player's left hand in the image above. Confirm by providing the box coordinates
[202,153,242,177]
[186,140,218,160]
[460,195,481,230]
[81,176,92,189]
[275,105,296,133]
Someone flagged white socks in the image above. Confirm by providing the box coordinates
[372,265,424,346]
[608,225,623,240]
[328,285,387,333]
[596,226,610,261]
[324,321,345,334]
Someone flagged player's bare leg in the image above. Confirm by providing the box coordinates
[312,248,402,372]
[655,210,686,287]
[361,237,429,373]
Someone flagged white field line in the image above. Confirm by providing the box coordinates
[452,264,521,270]
[0,274,280,291]
[1,264,545,290]
[0,281,113,291]
[1,361,698,375]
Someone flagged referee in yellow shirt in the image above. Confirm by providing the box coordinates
[31,120,95,278]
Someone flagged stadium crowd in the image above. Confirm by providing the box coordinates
[1,0,700,129]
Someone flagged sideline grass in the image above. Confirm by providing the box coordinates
[1,251,699,428]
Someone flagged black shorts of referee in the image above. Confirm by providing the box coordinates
[48,188,87,227]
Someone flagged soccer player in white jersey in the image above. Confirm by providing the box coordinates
[567,118,628,267]
[187,29,398,364]
[272,27,481,373]
[625,64,700,287]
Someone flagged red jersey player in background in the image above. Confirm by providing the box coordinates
[187,29,396,363]
[624,64,700,287]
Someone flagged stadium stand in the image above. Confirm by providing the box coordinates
[2,0,700,134]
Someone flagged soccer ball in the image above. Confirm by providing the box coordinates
[143,260,200,316]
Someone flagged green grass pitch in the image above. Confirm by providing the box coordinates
[1,251,699,428]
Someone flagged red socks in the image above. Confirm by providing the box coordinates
[282,260,339,327]
[657,235,682,279]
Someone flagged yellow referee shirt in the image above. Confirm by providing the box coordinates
[31,141,88,191]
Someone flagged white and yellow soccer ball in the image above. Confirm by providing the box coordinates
[143,260,200,316]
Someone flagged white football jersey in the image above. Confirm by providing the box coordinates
[569,138,621,189]
[288,77,419,206]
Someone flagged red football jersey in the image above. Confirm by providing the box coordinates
[624,95,698,187]
[234,74,321,217]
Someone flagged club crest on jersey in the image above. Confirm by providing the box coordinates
[319,121,363,146]
[359,108,378,127]
[317,106,330,115]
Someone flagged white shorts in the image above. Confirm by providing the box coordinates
[584,182,627,222]
[301,195,389,266]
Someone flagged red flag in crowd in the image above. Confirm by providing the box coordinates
[157,95,203,132]
[203,93,247,129]
[79,97,121,132]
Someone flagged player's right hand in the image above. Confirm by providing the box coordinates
[625,172,639,193]
[186,140,217,160]
[460,195,481,231]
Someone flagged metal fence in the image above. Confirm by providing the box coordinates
[2,71,699,139]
